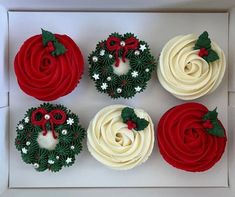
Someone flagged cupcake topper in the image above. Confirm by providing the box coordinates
[194,31,219,63]
[15,103,85,172]
[31,108,67,139]
[41,28,67,56]
[121,107,149,131]
[106,35,139,67]
[202,107,225,137]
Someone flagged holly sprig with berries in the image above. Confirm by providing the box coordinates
[121,107,149,131]
[41,28,67,56]
[194,31,219,63]
[202,107,225,137]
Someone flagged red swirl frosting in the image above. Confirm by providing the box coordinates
[157,102,227,172]
[14,34,84,101]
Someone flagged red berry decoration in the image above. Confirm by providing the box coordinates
[14,29,84,101]
[157,102,227,172]
[198,48,209,57]
[46,41,55,52]
[203,119,213,129]
[127,120,137,130]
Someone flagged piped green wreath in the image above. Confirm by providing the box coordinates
[88,32,156,99]
[15,103,85,172]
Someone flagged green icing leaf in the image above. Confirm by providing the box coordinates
[51,41,67,56]
[41,28,57,46]
[194,31,211,50]
[121,107,149,131]
[207,120,225,137]
[206,49,219,63]
[203,107,218,121]
[121,107,135,122]
[135,118,149,131]
[202,108,225,137]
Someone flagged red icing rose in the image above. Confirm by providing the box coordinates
[14,34,84,101]
[157,102,227,172]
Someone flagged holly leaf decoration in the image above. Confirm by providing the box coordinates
[121,107,136,122]
[202,107,218,120]
[121,107,149,131]
[205,49,219,63]
[41,28,66,56]
[51,41,66,56]
[194,31,211,50]
[194,31,219,63]
[202,108,225,137]
[207,120,225,137]
[41,28,56,46]
[135,118,149,131]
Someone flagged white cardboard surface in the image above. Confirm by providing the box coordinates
[0,0,235,11]
[0,5,8,108]
[0,107,8,194]
[9,12,228,188]
[229,7,235,92]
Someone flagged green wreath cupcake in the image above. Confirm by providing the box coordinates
[88,33,156,99]
[15,103,85,172]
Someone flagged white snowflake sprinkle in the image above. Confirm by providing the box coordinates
[92,73,100,80]
[66,157,72,164]
[135,86,142,92]
[48,160,55,164]
[131,71,139,78]
[100,50,105,56]
[24,117,29,123]
[101,83,108,90]
[67,118,74,125]
[18,124,24,130]
[22,147,28,154]
[139,44,147,51]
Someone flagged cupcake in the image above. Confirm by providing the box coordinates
[157,31,226,100]
[15,103,85,172]
[14,29,84,101]
[88,33,156,99]
[157,102,227,172]
[87,105,154,170]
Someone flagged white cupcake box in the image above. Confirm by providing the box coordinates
[0,2,235,197]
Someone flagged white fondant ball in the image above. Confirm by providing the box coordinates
[37,131,59,151]
[112,58,131,76]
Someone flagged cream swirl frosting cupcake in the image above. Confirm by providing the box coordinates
[157,31,226,100]
[87,105,154,170]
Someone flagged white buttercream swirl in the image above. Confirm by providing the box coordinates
[157,34,226,100]
[87,105,154,170]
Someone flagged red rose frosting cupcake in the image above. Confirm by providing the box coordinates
[14,29,84,101]
[157,102,227,172]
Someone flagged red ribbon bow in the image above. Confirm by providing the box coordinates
[31,108,66,139]
[106,36,139,67]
